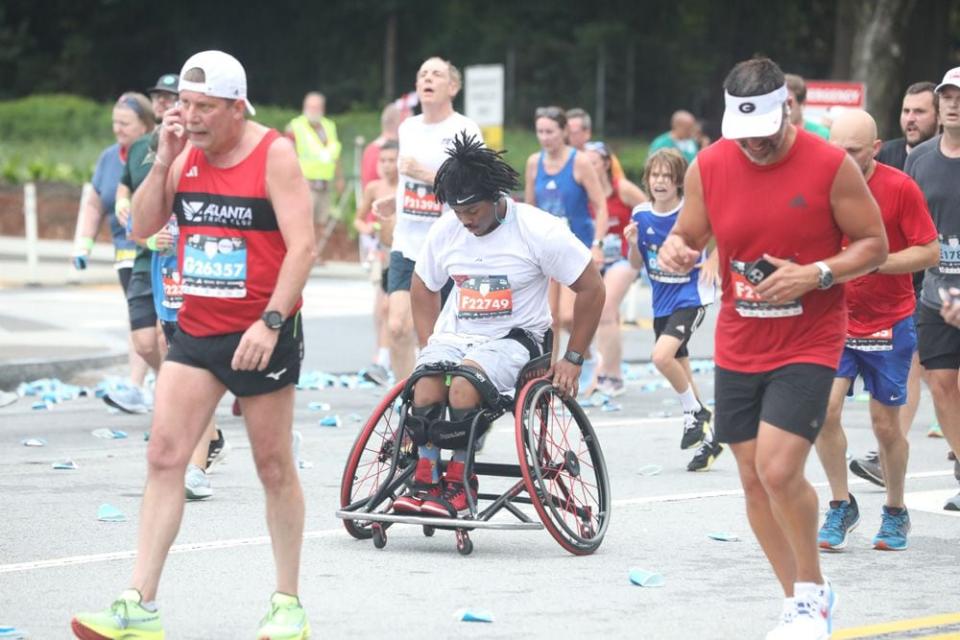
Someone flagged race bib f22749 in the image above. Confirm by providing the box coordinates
[401,180,442,218]
[730,260,802,318]
[181,234,247,298]
[457,275,513,320]
[939,234,960,274]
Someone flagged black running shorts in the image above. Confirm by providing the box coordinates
[166,313,304,397]
[714,363,835,444]
[653,306,706,359]
[916,303,960,370]
[125,270,158,330]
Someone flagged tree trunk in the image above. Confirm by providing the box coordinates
[845,0,918,138]
[383,11,397,102]
[595,45,606,136]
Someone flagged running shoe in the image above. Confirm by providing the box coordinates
[597,376,626,397]
[944,491,960,512]
[362,364,390,386]
[928,422,943,438]
[256,592,310,640]
[205,429,229,470]
[392,458,439,514]
[687,438,723,472]
[873,506,910,550]
[818,495,860,551]
[420,461,478,518]
[681,408,711,450]
[103,386,149,415]
[849,453,885,488]
[184,464,213,501]
[71,589,163,640]
[766,581,835,640]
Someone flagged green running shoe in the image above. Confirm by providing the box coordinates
[71,589,163,639]
[257,592,310,640]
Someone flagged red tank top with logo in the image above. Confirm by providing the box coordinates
[174,129,302,336]
[698,129,847,373]
[606,178,634,257]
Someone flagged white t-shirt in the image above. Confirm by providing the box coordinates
[415,198,592,341]
[393,111,483,261]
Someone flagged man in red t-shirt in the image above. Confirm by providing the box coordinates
[814,109,938,553]
[659,58,887,640]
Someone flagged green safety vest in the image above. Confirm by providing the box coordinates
[289,114,342,180]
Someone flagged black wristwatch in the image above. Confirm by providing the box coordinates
[563,350,585,366]
[261,310,284,330]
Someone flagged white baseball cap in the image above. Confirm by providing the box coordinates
[721,84,788,139]
[178,50,256,115]
[936,66,960,93]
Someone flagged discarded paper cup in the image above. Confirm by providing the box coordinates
[455,608,494,623]
[629,569,665,588]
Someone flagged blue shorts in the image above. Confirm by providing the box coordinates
[837,316,916,406]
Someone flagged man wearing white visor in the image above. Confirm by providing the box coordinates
[72,50,316,640]
[659,57,886,640]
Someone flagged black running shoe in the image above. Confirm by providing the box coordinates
[681,408,711,450]
[206,429,229,470]
[687,439,724,472]
[849,456,884,488]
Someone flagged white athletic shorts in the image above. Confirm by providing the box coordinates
[415,332,533,395]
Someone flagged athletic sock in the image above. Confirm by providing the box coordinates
[451,449,466,463]
[141,600,158,612]
[418,444,440,483]
[679,386,702,414]
[376,347,390,368]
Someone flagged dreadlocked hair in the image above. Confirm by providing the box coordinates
[433,130,520,205]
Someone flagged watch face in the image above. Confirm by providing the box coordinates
[263,311,283,328]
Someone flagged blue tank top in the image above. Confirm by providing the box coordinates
[534,149,593,247]
[632,200,714,317]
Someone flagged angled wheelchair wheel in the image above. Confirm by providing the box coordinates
[515,378,611,555]
[339,380,414,539]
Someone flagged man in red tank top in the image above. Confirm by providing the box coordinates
[659,58,887,640]
[72,51,316,640]
[813,109,937,554]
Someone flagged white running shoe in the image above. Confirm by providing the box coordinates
[103,385,149,414]
[185,464,213,500]
[766,582,835,640]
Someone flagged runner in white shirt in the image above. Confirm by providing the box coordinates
[375,56,483,380]
[392,132,605,518]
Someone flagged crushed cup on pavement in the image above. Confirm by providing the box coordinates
[638,464,663,477]
[21,438,46,447]
[707,531,739,542]
[52,460,78,470]
[319,415,341,428]
[629,569,665,588]
[97,504,127,523]
[30,401,50,410]
[308,402,331,411]
[601,402,622,412]
[456,609,494,623]
[0,626,29,639]
[91,428,128,440]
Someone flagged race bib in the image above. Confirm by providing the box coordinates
[458,275,513,320]
[401,180,442,218]
[646,245,690,283]
[939,234,960,274]
[730,260,802,318]
[846,328,893,352]
[160,262,183,310]
[114,247,136,268]
[181,234,247,298]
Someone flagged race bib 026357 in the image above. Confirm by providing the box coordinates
[181,234,247,298]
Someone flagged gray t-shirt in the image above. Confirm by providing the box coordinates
[905,135,960,310]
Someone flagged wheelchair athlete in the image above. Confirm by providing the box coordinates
[393,131,605,518]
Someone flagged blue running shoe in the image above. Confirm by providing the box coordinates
[873,506,910,551]
[818,495,860,551]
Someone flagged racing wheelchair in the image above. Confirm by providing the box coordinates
[336,331,611,555]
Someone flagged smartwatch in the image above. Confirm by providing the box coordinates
[563,350,585,366]
[814,261,834,290]
[261,310,284,330]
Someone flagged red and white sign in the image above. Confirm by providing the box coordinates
[804,81,866,108]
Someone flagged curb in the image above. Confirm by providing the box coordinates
[0,350,128,389]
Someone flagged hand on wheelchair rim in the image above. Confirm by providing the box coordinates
[550,360,581,399]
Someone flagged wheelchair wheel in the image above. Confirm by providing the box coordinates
[515,378,611,555]
[339,380,413,539]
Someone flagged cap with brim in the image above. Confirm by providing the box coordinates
[721,85,787,139]
[936,66,960,93]
[148,73,179,95]
[178,50,256,115]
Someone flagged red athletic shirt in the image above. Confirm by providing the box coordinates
[174,129,302,337]
[360,138,384,187]
[845,163,936,336]
[699,129,848,373]
[606,178,634,257]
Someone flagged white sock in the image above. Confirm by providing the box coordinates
[679,386,701,413]
[376,347,390,368]
[141,600,158,612]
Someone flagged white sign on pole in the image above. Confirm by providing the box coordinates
[465,65,504,127]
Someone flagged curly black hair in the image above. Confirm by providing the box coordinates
[433,130,520,205]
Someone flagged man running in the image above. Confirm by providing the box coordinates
[393,131,604,516]
[72,50,315,639]
[814,109,937,552]
[905,66,960,512]
[659,58,886,639]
